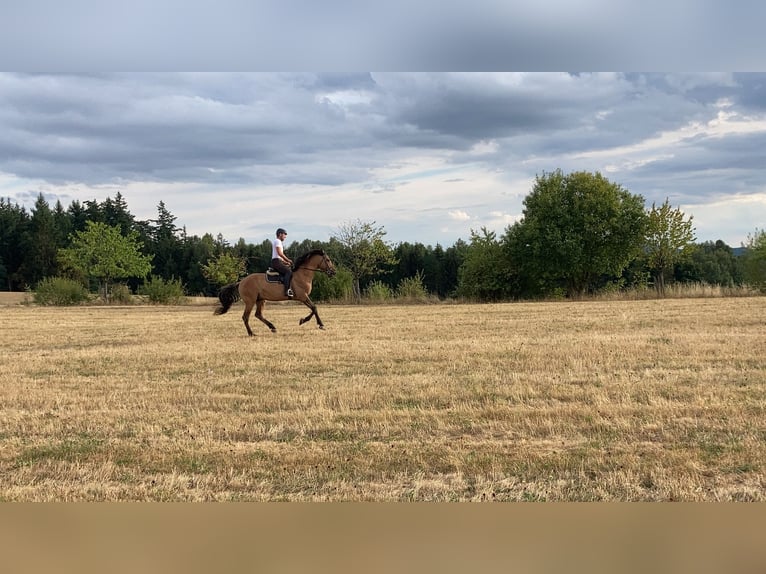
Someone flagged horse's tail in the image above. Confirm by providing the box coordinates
[213,282,241,315]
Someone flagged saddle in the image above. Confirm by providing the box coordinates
[265,268,285,284]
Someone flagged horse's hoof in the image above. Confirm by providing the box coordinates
[318,325,325,330]
[270,328,277,333]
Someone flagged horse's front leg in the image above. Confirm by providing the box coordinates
[299,297,324,329]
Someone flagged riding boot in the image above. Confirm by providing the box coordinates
[284,270,293,297]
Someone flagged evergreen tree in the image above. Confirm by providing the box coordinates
[0,198,30,290]
[83,199,104,224]
[147,201,183,280]
[66,200,90,234]
[441,240,468,298]
[23,194,60,285]
[52,200,72,248]
[178,234,217,295]
[102,192,135,236]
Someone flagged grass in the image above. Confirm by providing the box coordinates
[0,297,764,501]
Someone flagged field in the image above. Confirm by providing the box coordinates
[1,294,764,501]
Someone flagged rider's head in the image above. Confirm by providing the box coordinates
[276,228,287,237]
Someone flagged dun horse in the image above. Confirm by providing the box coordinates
[214,249,337,336]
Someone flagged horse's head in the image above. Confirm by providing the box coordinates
[319,251,337,277]
[294,249,337,277]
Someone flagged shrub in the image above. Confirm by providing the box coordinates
[139,275,186,304]
[365,280,393,302]
[109,283,134,304]
[34,277,90,306]
[396,271,429,302]
[311,266,354,302]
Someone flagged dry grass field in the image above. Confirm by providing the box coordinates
[1,294,764,501]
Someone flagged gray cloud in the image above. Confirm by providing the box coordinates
[1,72,765,247]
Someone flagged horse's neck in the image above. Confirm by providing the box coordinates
[294,257,319,276]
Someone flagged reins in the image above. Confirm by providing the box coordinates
[294,253,332,274]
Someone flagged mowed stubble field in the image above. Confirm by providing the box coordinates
[0,295,764,501]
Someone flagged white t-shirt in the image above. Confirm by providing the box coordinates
[271,238,283,260]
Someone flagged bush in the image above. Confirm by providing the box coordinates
[365,280,393,302]
[311,266,354,302]
[109,283,134,304]
[34,277,90,306]
[139,275,186,304]
[396,271,429,302]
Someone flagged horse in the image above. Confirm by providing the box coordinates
[214,249,337,336]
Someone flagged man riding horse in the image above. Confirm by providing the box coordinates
[271,228,293,298]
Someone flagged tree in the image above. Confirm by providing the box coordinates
[58,221,153,300]
[146,201,183,280]
[505,170,647,297]
[179,233,218,295]
[741,228,766,292]
[52,200,72,248]
[330,219,397,300]
[645,199,696,296]
[675,240,743,287]
[441,240,468,298]
[102,192,135,236]
[66,200,90,234]
[0,198,30,290]
[200,252,247,287]
[457,227,515,301]
[23,193,60,285]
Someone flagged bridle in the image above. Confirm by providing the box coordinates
[296,252,336,276]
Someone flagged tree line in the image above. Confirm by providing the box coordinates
[1,170,765,301]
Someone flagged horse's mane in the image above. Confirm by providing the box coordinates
[293,249,326,269]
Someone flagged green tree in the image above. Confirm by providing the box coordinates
[23,194,60,285]
[457,227,515,301]
[506,170,647,297]
[58,221,153,300]
[179,233,217,295]
[200,252,247,287]
[441,240,468,298]
[0,198,30,290]
[102,192,135,236]
[146,201,183,280]
[645,198,696,296]
[52,200,73,248]
[330,219,397,300]
[675,240,743,287]
[66,200,90,234]
[741,228,766,292]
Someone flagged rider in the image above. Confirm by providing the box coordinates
[271,228,294,297]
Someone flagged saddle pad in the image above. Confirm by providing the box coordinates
[265,268,282,283]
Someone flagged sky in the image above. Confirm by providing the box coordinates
[1,72,765,249]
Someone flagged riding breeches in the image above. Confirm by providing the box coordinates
[271,258,293,291]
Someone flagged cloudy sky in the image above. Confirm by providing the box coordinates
[1,72,765,248]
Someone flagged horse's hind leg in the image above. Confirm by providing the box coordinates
[242,301,254,337]
[254,299,277,333]
[299,296,324,330]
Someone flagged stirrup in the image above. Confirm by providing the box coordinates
[286,288,294,298]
